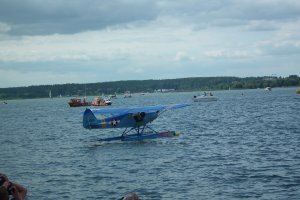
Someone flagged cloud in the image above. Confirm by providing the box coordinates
[1,0,300,36]
[0,0,300,87]
[0,68,85,87]
[0,22,11,33]
[0,18,195,63]
[0,0,159,35]
[117,66,144,74]
[174,51,194,62]
[158,0,300,29]
[204,49,259,59]
[243,20,279,31]
[260,41,300,56]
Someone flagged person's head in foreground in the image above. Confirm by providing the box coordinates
[120,192,140,200]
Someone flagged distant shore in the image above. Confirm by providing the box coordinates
[1,75,299,100]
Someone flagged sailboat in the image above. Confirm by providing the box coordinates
[49,90,52,98]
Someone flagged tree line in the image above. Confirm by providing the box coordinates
[0,75,299,100]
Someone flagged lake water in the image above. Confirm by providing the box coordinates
[1,88,300,200]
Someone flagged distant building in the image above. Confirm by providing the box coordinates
[263,76,277,81]
[289,75,298,79]
[154,89,175,93]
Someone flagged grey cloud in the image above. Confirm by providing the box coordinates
[1,0,300,36]
[243,20,279,31]
[263,42,300,56]
[159,0,300,29]
[229,1,300,21]
[158,0,228,15]
[0,0,159,35]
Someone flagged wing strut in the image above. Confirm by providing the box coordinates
[121,125,159,136]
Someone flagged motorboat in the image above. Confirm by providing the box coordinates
[124,91,132,98]
[91,97,112,106]
[265,87,272,91]
[193,93,218,102]
[104,98,112,105]
[109,93,117,99]
[68,97,91,107]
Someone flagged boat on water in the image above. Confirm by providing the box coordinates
[193,92,218,102]
[296,90,300,94]
[91,97,112,106]
[68,97,91,107]
[265,87,272,91]
[124,91,132,98]
[109,93,117,99]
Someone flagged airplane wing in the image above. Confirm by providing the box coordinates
[83,104,190,129]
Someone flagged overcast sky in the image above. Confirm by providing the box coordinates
[0,0,300,87]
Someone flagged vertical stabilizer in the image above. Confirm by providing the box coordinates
[83,108,99,129]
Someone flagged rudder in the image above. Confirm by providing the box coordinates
[83,108,99,129]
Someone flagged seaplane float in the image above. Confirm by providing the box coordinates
[82,104,190,141]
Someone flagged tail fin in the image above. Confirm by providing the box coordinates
[83,108,99,129]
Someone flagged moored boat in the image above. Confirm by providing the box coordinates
[91,97,112,106]
[265,87,272,91]
[68,98,91,107]
[193,92,218,102]
[109,93,117,99]
[124,91,132,98]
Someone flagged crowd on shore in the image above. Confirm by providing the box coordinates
[1,172,140,200]
[0,173,27,200]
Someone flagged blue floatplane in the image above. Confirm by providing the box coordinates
[83,104,190,141]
